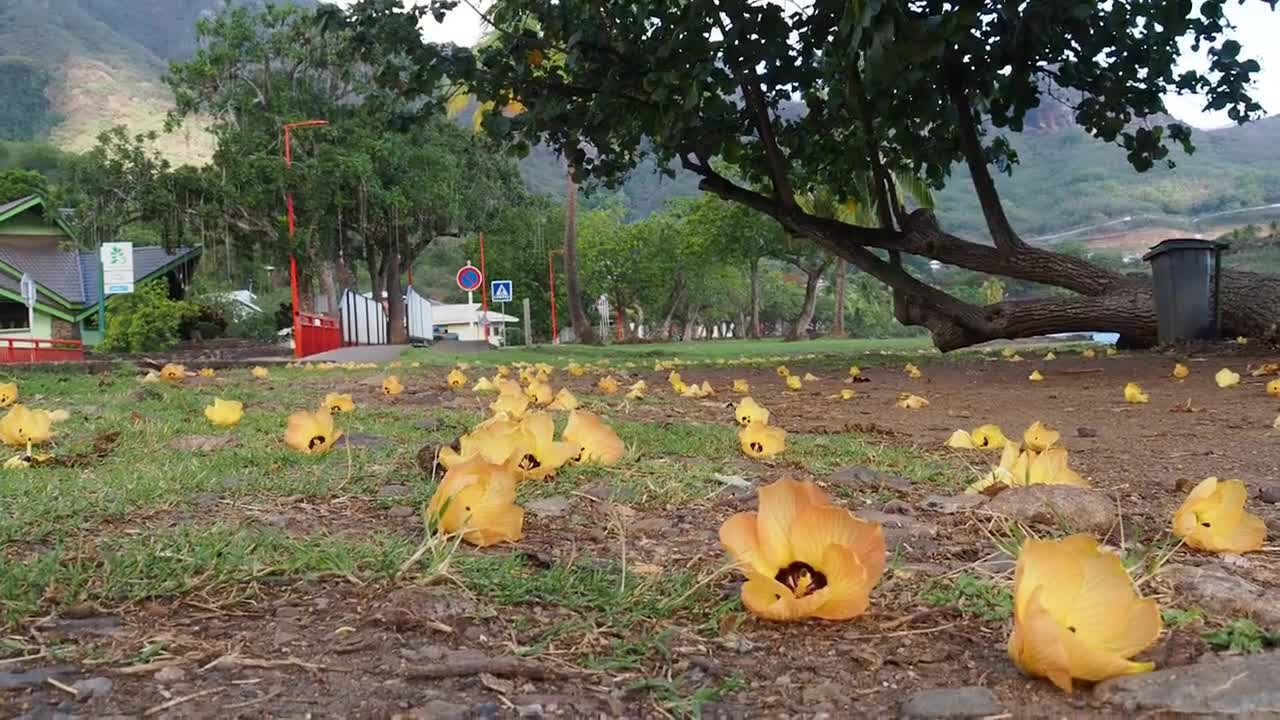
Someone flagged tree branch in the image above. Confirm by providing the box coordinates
[944,49,1026,255]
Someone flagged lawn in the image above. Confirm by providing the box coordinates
[0,340,1276,718]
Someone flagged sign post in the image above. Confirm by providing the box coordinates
[522,298,532,347]
[456,263,483,339]
[491,280,513,345]
[19,273,36,338]
[100,242,135,295]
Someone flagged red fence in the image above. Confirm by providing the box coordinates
[0,338,86,364]
[295,312,342,358]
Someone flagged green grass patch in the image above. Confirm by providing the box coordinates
[922,572,1013,622]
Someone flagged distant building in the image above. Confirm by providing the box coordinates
[0,195,202,345]
[430,303,518,345]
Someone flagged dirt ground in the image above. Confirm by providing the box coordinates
[3,349,1278,719]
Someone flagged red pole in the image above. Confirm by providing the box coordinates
[282,120,328,358]
[479,232,489,340]
[548,250,559,345]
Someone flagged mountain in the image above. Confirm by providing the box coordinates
[3,0,1278,246]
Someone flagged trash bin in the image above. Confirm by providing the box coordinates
[1142,238,1228,344]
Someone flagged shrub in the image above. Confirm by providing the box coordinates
[100,280,198,353]
[227,309,283,342]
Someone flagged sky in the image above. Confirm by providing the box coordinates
[338,1,1280,130]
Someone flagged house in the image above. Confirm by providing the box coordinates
[208,289,263,319]
[431,303,519,345]
[0,195,202,345]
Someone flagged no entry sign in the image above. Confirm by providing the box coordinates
[456,264,483,292]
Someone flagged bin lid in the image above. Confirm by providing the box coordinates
[1142,238,1229,262]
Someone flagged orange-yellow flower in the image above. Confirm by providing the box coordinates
[323,393,355,414]
[251,366,270,379]
[0,382,16,407]
[719,479,885,621]
[548,388,581,410]
[198,368,216,378]
[732,378,750,393]
[597,375,620,395]
[160,363,186,382]
[439,415,523,470]
[1172,477,1267,554]
[785,374,802,391]
[490,387,530,418]
[383,375,404,396]
[511,411,578,480]
[284,409,342,455]
[425,457,523,547]
[1266,378,1280,397]
[1172,363,1190,379]
[896,393,928,409]
[1023,421,1060,452]
[562,409,625,464]
[1214,368,1241,388]
[1123,382,1149,404]
[734,397,770,426]
[0,404,53,447]
[204,398,243,427]
[739,421,786,458]
[1008,534,1161,692]
[447,368,468,389]
[524,379,554,405]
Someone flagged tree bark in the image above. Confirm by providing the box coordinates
[385,238,408,345]
[787,268,823,341]
[748,257,761,339]
[563,168,597,344]
[681,308,699,341]
[735,311,747,338]
[830,258,847,337]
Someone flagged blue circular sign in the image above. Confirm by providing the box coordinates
[456,265,483,292]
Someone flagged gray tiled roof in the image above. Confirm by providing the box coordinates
[77,246,201,305]
[0,196,37,218]
[0,236,199,307]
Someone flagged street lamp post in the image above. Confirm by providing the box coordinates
[283,119,328,358]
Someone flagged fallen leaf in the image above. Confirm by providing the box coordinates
[478,672,515,695]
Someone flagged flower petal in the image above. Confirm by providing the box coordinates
[755,479,825,569]
[719,511,773,577]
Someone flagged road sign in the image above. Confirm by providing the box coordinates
[456,264,483,292]
[491,280,513,303]
[100,242,135,295]
[19,273,36,307]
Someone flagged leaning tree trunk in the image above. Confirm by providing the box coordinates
[830,258,847,338]
[563,169,597,344]
[786,269,823,341]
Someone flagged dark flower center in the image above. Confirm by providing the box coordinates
[308,435,327,450]
[774,561,827,599]
[519,453,542,471]
[749,441,764,454]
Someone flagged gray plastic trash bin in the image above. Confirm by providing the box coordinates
[1141,238,1227,344]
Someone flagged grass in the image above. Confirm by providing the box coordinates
[922,572,1014,622]
[0,344,975,715]
[404,336,936,368]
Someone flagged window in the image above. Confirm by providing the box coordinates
[0,301,30,331]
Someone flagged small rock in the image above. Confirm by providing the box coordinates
[395,700,469,720]
[1076,426,1098,438]
[417,417,443,431]
[1259,484,1280,504]
[631,518,669,534]
[262,513,290,528]
[881,499,915,516]
[0,666,77,689]
[127,387,162,402]
[387,506,415,518]
[922,494,988,514]
[828,464,912,491]
[525,495,572,518]
[378,484,413,499]
[900,687,1003,719]
[153,666,187,683]
[1163,564,1280,625]
[985,486,1116,534]
[41,616,123,637]
[71,677,113,700]
[471,702,501,719]
[858,510,938,551]
[1094,652,1280,715]
[170,435,237,452]
[517,704,544,719]
[582,481,636,503]
[339,432,387,448]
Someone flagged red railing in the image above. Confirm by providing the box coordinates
[0,338,85,364]
[295,312,342,358]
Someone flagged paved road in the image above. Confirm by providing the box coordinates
[292,344,413,363]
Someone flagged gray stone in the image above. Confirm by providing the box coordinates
[41,616,123,637]
[517,704,544,719]
[828,464,912,491]
[377,484,413,498]
[985,486,1116,533]
[631,517,669,534]
[0,665,77,689]
[582,481,636,503]
[152,666,187,683]
[471,703,501,719]
[339,432,388,448]
[525,495,573,518]
[1259,483,1280,504]
[859,511,938,553]
[1163,564,1280,625]
[900,687,1003,719]
[398,700,469,720]
[387,506,415,518]
[1076,426,1098,438]
[922,494,988,514]
[71,677,113,700]
[1094,652,1280,716]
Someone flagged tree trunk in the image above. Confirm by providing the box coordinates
[659,277,685,340]
[830,258,847,337]
[681,309,699,341]
[385,240,408,344]
[563,169,597,344]
[787,269,823,341]
[748,257,761,339]
[735,311,747,338]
